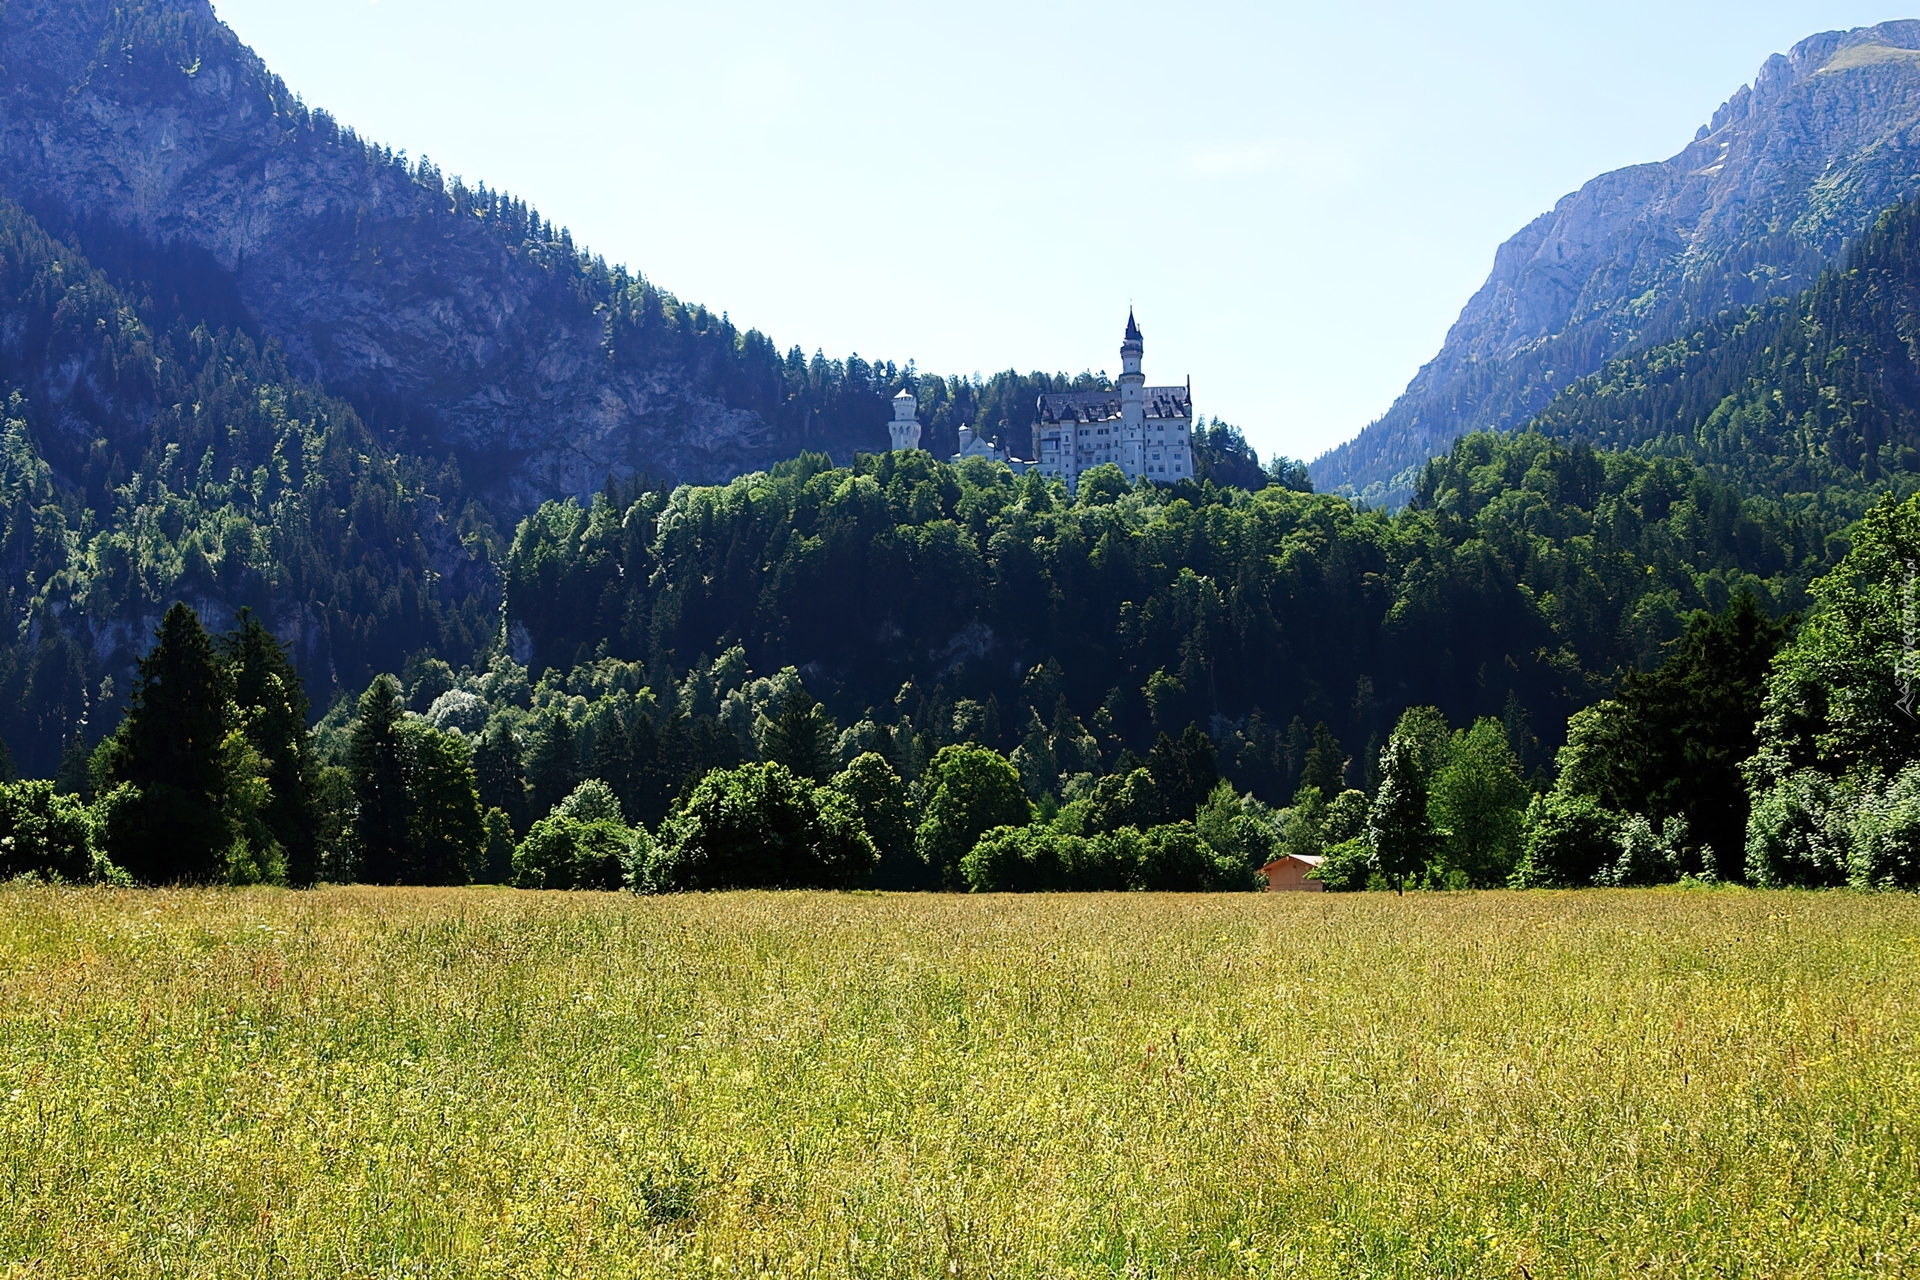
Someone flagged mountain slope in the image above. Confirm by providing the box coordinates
[1516,197,1920,511]
[0,196,494,775]
[1316,22,1920,506]
[0,0,932,510]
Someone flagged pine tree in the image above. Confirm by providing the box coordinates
[220,609,320,886]
[102,603,239,885]
[473,720,529,835]
[348,674,408,884]
[763,688,835,782]
[1368,734,1436,893]
[1302,722,1349,797]
[591,713,636,817]
[525,713,581,821]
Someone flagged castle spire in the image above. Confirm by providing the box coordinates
[1124,308,1142,343]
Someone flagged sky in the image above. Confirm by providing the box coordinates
[209,0,1908,464]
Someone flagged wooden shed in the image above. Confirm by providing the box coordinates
[1259,853,1325,892]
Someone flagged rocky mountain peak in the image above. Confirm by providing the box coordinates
[1313,21,1920,507]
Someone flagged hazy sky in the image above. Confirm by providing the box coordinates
[210,0,1905,463]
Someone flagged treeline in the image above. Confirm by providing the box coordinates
[502,432,1841,816]
[13,481,1920,894]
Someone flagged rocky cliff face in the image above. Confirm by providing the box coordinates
[0,0,858,514]
[1313,22,1920,506]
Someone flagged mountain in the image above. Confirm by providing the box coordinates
[0,195,498,775]
[0,0,943,511]
[1523,196,1920,512]
[1314,22,1920,507]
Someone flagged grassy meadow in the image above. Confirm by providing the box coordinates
[0,886,1915,1278]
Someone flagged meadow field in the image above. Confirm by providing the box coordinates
[0,887,1914,1278]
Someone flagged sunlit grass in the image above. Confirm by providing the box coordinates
[0,885,1915,1277]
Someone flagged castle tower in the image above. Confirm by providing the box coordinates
[889,389,923,452]
[1119,310,1146,475]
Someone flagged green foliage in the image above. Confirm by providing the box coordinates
[394,720,485,887]
[915,745,1031,889]
[552,778,624,826]
[961,826,1105,893]
[220,609,320,886]
[1558,595,1788,870]
[830,753,917,889]
[1748,492,1920,790]
[0,781,106,882]
[1595,814,1686,888]
[1135,822,1254,892]
[513,816,635,892]
[1368,734,1435,892]
[1848,767,1920,890]
[1511,792,1623,889]
[1194,780,1279,872]
[1530,198,1920,503]
[347,676,408,884]
[99,603,258,884]
[1429,719,1528,887]
[642,763,876,892]
[500,431,1829,815]
[479,808,516,885]
[1745,771,1852,889]
[761,688,837,782]
[1311,837,1373,892]
[0,199,496,775]
[524,713,582,822]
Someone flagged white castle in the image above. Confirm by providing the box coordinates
[888,390,923,451]
[1033,312,1192,492]
[888,389,1027,469]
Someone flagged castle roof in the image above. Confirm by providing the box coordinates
[1125,310,1142,342]
[1144,385,1193,419]
[1035,390,1122,425]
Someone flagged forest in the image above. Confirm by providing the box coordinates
[9,189,1920,893]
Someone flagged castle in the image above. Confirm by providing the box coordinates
[886,312,1193,492]
[1033,313,1193,492]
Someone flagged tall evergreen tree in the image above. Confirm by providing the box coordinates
[348,674,409,884]
[396,720,485,885]
[1148,725,1219,822]
[220,609,321,886]
[590,713,636,817]
[525,713,581,821]
[1301,723,1349,798]
[102,603,240,885]
[1368,733,1437,893]
[763,688,837,782]
[473,720,529,835]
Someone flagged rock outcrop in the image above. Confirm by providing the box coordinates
[1313,23,1920,506]
[0,0,864,513]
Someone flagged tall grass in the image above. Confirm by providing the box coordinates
[0,886,1915,1277]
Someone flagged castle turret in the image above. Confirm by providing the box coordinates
[889,389,923,452]
[1119,310,1146,473]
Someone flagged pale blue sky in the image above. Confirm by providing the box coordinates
[211,0,1906,463]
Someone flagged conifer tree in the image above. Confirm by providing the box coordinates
[763,688,836,782]
[348,674,408,884]
[102,603,239,885]
[1368,734,1436,893]
[473,720,529,835]
[221,609,320,886]
[525,713,580,822]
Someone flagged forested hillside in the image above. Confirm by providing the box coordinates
[0,198,499,776]
[1314,22,1920,506]
[498,433,1840,807]
[1529,198,1920,515]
